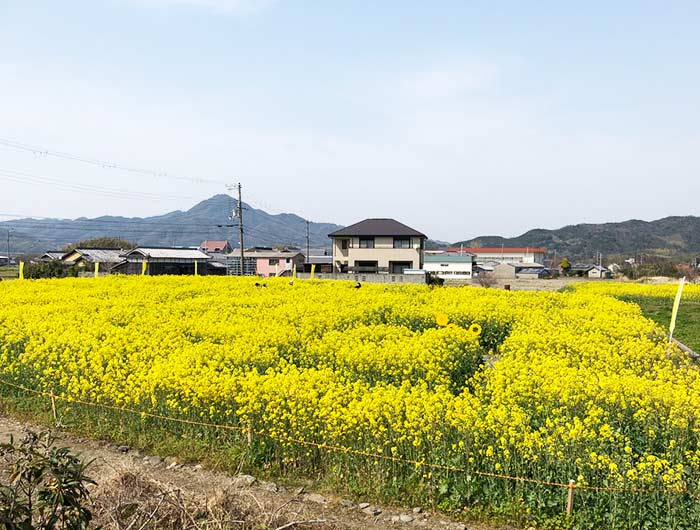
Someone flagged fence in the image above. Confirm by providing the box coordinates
[0,376,688,522]
[295,272,427,284]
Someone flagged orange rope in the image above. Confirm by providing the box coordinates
[0,377,686,495]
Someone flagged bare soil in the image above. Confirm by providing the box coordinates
[0,413,510,530]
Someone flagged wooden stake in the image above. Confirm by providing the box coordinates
[50,393,58,425]
[566,479,575,516]
[247,426,253,447]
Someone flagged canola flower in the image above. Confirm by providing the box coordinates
[573,280,700,300]
[1,276,699,528]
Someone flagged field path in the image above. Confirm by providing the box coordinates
[0,412,508,530]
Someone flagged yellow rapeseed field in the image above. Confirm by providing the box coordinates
[1,276,699,528]
[574,280,700,300]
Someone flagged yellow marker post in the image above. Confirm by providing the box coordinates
[669,277,686,343]
[311,264,316,280]
[194,260,198,276]
[94,262,100,278]
[141,261,148,276]
[19,261,24,280]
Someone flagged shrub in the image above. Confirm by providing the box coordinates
[0,431,96,529]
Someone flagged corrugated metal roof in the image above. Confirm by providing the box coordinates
[41,251,65,260]
[517,268,547,274]
[65,248,124,263]
[329,219,427,238]
[424,253,475,263]
[124,248,211,259]
[507,262,545,268]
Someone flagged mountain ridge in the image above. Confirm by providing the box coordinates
[454,216,700,259]
[1,195,342,254]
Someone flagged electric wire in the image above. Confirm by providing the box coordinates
[0,137,228,186]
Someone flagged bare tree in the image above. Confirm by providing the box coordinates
[476,272,497,288]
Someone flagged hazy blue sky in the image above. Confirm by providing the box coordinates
[1,1,699,242]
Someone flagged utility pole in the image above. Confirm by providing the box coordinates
[237,183,245,276]
[305,220,310,264]
[4,229,9,267]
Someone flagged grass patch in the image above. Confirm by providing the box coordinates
[0,265,18,280]
[619,295,700,352]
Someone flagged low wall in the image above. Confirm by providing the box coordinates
[295,272,427,284]
[442,277,590,292]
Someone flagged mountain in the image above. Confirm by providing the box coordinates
[454,216,700,260]
[2,195,343,254]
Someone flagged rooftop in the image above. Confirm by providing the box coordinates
[447,247,547,254]
[63,248,124,263]
[499,262,546,269]
[123,247,211,260]
[329,218,427,238]
[424,253,475,263]
[228,249,304,259]
[200,240,230,252]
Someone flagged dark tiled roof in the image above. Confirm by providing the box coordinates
[328,218,426,238]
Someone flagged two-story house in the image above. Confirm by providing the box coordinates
[329,218,427,274]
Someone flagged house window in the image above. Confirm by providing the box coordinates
[269,258,279,265]
[393,237,410,249]
[390,261,412,274]
[359,238,375,249]
[341,239,349,250]
[286,258,290,263]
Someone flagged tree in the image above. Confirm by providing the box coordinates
[61,237,136,252]
[0,431,96,529]
[676,263,700,282]
[560,257,571,276]
[476,272,497,288]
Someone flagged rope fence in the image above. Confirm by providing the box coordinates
[0,376,689,518]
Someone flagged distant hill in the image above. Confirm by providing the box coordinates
[2,195,343,254]
[454,216,700,260]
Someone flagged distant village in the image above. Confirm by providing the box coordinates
[3,217,641,284]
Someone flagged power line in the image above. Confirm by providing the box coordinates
[1,225,236,237]
[0,137,228,186]
[0,216,237,230]
[0,168,202,202]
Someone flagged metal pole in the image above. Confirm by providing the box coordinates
[6,229,9,266]
[306,220,310,264]
[237,183,245,276]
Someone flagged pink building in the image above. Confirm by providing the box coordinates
[229,248,306,278]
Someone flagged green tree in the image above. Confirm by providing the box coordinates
[61,237,136,252]
[560,257,571,275]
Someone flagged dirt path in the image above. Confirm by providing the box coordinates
[0,413,508,530]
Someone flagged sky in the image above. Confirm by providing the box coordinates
[1,0,699,242]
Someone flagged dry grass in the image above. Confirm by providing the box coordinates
[90,471,337,530]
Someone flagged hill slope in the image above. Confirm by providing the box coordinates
[454,216,700,259]
[2,195,342,254]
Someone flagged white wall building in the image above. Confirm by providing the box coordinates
[424,252,475,279]
[448,247,547,264]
